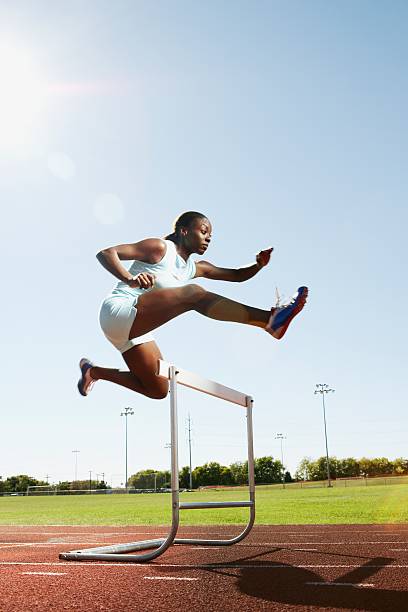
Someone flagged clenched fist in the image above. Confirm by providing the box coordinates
[127,272,156,289]
[256,247,274,268]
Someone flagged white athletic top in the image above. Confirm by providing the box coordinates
[109,239,197,299]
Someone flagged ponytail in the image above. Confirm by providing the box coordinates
[164,231,177,244]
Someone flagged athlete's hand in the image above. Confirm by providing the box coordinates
[127,273,156,289]
[256,247,274,268]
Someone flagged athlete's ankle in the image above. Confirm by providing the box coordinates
[89,367,98,380]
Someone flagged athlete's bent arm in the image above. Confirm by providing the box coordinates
[194,247,274,283]
[96,238,166,288]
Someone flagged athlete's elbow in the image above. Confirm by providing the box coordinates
[96,248,113,262]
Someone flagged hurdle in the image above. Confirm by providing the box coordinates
[59,360,255,563]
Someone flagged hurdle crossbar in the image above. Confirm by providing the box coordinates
[60,360,255,563]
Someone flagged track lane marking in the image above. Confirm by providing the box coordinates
[291,548,318,552]
[2,541,408,547]
[1,561,408,569]
[306,582,375,588]
[21,572,67,576]
[144,576,198,581]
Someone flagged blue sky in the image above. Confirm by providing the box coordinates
[1,1,407,486]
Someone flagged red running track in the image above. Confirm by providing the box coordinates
[1,524,408,611]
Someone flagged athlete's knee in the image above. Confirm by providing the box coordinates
[144,378,169,400]
[182,284,207,306]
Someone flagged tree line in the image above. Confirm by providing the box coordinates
[0,475,108,494]
[129,456,288,489]
[295,456,408,481]
[2,455,408,493]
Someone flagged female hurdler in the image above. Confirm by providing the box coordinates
[78,211,308,399]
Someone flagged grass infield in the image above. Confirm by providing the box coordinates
[1,484,408,525]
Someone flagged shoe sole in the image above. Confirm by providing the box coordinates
[268,287,308,340]
[78,358,94,396]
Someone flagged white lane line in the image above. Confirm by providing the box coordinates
[144,576,198,581]
[0,543,83,549]
[0,561,407,569]
[0,544,35,549]
[2,527,408,533]
[0,542,124,548]
[292,548,318,552]
[234,541,408,545]
[21,572,67,576]
[2,541,407,548]
[2,530,408,539]
[306,582,374,588]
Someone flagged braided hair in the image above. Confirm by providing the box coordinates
[164,211,207,244]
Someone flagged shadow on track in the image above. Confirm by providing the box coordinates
[235,556,407,611]
[162,547,404,611]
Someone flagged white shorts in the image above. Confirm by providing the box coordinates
[99,294,155,354]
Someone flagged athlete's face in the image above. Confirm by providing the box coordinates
[182,217,212,255]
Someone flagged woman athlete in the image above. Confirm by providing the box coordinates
[78,211,308,400]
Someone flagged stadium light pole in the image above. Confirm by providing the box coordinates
[121,407,134,492]
[72,450,80,483]
[275,433,286,488]
[314,383,335,488]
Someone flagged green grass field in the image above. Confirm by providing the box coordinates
[1,484,408,525]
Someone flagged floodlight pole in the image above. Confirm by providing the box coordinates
[314,384,335,488]
[121,407,134,492]
[275,433,286,488]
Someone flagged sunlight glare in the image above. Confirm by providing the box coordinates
[0,42,48,157]
[47,152,76,180]
[93,193,125,225]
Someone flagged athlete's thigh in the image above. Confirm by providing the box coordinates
[122,340,168,396]
[130,285,202,337]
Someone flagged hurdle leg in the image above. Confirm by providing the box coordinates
[174,395,255,547]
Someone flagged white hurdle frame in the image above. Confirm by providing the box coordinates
[60,360,255,563]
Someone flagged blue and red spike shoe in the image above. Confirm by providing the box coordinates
[265,286,309,340]
[77,358,96,396]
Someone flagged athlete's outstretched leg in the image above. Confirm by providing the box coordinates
[78,342,168,400]
[130,284,307,338]
[78,285,307,399]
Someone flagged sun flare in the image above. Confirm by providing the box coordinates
[0,42,48,157]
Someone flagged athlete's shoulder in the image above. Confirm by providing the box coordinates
[134,238,167,264]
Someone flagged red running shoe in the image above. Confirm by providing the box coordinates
[265,286,309,340]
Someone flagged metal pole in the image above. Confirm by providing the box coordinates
[169,366,180,529]
[322,393,331,486]
[314,384,335,488]
[275,434,286,488]
[121,407,134,492]
[89,470,92,493]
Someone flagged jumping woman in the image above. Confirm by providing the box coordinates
[78,211,308,399]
